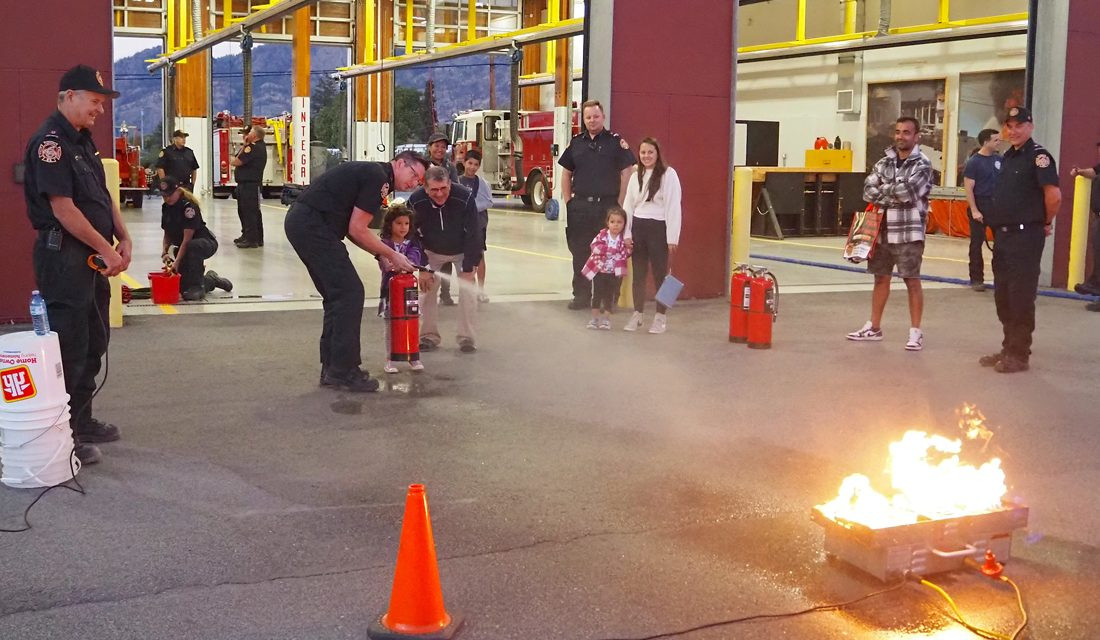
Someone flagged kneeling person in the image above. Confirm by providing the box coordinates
[159,177,232,300]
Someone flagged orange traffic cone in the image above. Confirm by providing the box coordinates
[367,484,464,640]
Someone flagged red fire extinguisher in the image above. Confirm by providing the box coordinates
[746,266,779,350]
[388,272,420,361]
[729,264,752,343]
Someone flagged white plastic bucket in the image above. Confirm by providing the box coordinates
[0,409,71,447]
[0,331,67,413]
[0,393,70,415]
[1,436,79,488]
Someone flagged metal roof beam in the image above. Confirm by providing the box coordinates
[146,0,315,72]
[334,18,584,79]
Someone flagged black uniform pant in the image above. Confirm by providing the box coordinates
[237,181,263,243]
[285,204,364,375]
[177,237,217,291]
[1086,213,1100,288]
[991,225,1045,361]
[968,196,993,284]
[566,197,615,304]
[32,236,110,440]
[630,217,670,314]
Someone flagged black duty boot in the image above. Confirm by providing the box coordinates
[204,270,233,293]
[76,418,121,443]
[182,286,206,301]
[74,443,102,465]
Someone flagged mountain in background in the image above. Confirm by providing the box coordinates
[113,43,513,143]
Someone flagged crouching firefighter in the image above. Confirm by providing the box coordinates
[158,176,233,300]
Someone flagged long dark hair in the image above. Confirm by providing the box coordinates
[380,203,413,240]
[635,137,667,202]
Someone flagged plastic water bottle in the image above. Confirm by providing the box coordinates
[30,290,50,336]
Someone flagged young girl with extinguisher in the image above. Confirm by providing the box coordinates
[378,204,428,372]
[581,207,633,330]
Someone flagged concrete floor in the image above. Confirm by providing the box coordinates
[2,196,1098,639]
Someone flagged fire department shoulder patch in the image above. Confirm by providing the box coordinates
[38,140,62,163]
[243,146,251,153]
[184,206,196,219]
[158,150,164,157]
[1035,154,1051,168]
[381,183,390,198]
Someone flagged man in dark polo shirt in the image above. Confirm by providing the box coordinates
[557,99,636,310]
[231,125,267,248]
[284,151,428,392]
[23,65,133,465]
[155,129,199,191]
[1069,142,1100,308]
[962,128,1003,291]
[981,106,1061,373]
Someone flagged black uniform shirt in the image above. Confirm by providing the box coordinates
[161,197,214,246]
[990,138,1058,226]
[963,152,1003,198]
[234,140,267,183]
[23,110,115,242]
[557,128,636,198]
[155,144,199,184]
[295,161,394,237]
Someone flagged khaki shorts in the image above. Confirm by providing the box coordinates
[868,240,924,278]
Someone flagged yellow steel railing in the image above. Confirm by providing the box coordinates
[741,0,1027,54]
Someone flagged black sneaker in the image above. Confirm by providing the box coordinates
[1074,283,1100,296]
[567,299,589,311]
[319,367,370,386]
[978,351,1005,367]
[235,240,261,249]
[74,443,102,465]
[459,339,476,353]
[440,294,457,306]
[76,418,121,443]
[994,355,1029,374]
[419,338,438,352]
[320,369,380,392]
[204,270,233,293]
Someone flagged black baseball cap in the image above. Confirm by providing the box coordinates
[158,176,180,195]
[427,131,448,145]
[58,65,120,98]
[172,129,189,138]
[1003,106,1033,124]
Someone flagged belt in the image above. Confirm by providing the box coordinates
[575,195,616,202]
[993,223,1043,233]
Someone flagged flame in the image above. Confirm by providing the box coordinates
[818,411,1007,529]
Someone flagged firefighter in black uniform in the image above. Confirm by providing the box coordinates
[22,65,133,465]
[982,106,1062,373]
[154,129,199,191]
[231,125,267,248]
[284,151,428,392]
[557,99,636,309]
[157,176,233,301]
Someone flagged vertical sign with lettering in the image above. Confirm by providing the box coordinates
[291,96,311,186]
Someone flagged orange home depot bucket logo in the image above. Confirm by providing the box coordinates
[1,365,38,403]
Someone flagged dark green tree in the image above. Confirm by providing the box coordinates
[312,74,347,149]
[393,86,429,145]
[140,122,164,168]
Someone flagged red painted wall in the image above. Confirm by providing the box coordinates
[609,0,734,299]
[1053,0,1100,286]
[0,2,114,323]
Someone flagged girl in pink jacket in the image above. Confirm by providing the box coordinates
[581,207,632,330]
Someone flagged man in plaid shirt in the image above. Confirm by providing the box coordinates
[847,116,933,351]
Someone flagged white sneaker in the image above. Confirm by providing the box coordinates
[410,360,424,371]
[383,361,399,374]
[623,311,644,332]
[599,318,612,330]
[846,321,883,341]
[586,319,599,330]
[905,328,923,351]
[648,313,667,334]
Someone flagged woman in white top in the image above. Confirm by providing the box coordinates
[622,137,682,334]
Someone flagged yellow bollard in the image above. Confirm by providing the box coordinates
[100,159,125,328]
[618,259,633,309]
[731,167,753,272]
[1068,175,1092,291]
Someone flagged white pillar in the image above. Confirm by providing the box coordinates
[178,116,211,197]
[354,120,393,161]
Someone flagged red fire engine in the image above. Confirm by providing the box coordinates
[211,111,289,199]
[115,123,148,208]
[449,108,579,213]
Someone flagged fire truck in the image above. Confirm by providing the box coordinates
[115,122,148,208]
[211,111,289,199]
[449,108,579,213]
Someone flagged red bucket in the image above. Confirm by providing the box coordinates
[148,271,181,304]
